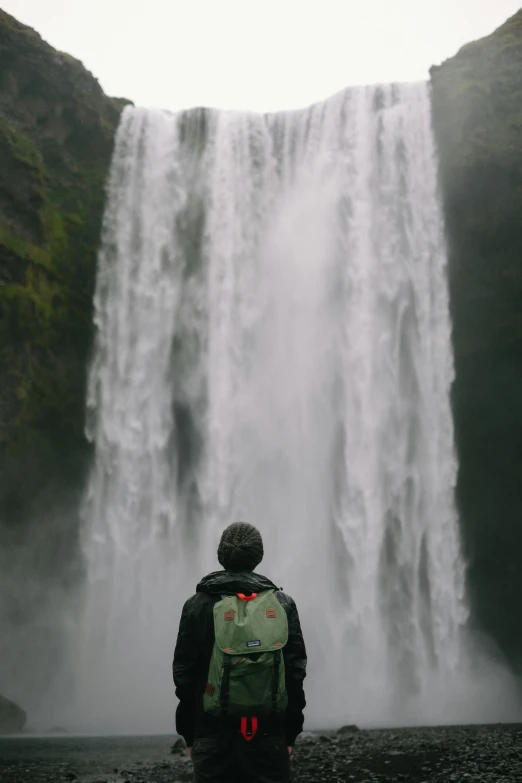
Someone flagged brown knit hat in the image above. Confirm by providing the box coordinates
[217,522,264,572]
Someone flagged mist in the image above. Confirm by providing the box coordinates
[9,83,513,735]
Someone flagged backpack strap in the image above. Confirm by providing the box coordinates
[220,653,232,716]
[271,649,282,710]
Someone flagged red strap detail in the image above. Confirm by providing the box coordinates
[240,716,258,741]
[237,592,258,602]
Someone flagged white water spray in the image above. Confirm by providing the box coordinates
[67,84,514,734]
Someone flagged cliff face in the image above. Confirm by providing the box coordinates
[0,12,129,699]
[431,11,522,669]
[0,10,128,531]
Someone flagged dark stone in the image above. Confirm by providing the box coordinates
[295,731,320,745]
[318,734,335,743]
[338,724,360,735]
[170,737,186,755]
[0,694,26,733]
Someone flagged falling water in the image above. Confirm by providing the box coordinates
[71,83,476,733]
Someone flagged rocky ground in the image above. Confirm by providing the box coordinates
[0,724,521,782]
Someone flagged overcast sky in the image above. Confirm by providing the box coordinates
[4,0,521,111]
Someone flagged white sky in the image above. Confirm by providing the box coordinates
[3,0,521,111]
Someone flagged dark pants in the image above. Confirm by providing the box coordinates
[192,733,291,783]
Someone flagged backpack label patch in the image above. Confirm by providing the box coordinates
[246,640,261,648]
[266,609,277,618]
[205,682,216,697]
[224,610,235,621]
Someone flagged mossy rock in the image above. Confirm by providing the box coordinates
[0,9,131,496]
[0,11,132,689]
[0,694,27,734]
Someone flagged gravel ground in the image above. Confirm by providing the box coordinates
[0,724,521,782]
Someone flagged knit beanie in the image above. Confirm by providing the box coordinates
[217,522,264,572]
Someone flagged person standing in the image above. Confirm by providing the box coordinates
[173,522,307,783]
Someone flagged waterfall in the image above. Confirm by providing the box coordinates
[72,83,473,733]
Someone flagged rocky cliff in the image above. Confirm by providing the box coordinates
[0,10,129,699]
[0,694,26,734]
[431,10,522,670]
[0,10,129,532]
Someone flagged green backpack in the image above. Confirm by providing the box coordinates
[203,589,289,719]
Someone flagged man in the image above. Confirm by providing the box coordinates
[173,521,307,783]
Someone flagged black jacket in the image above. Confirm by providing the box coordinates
[172,570,307,747]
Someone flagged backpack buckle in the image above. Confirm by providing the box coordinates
[240,716,258,741]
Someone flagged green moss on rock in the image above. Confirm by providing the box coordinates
[0,9,131,524]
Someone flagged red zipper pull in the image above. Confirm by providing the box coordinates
[240,716,258,741]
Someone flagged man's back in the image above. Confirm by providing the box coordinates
[172,523,307,783]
